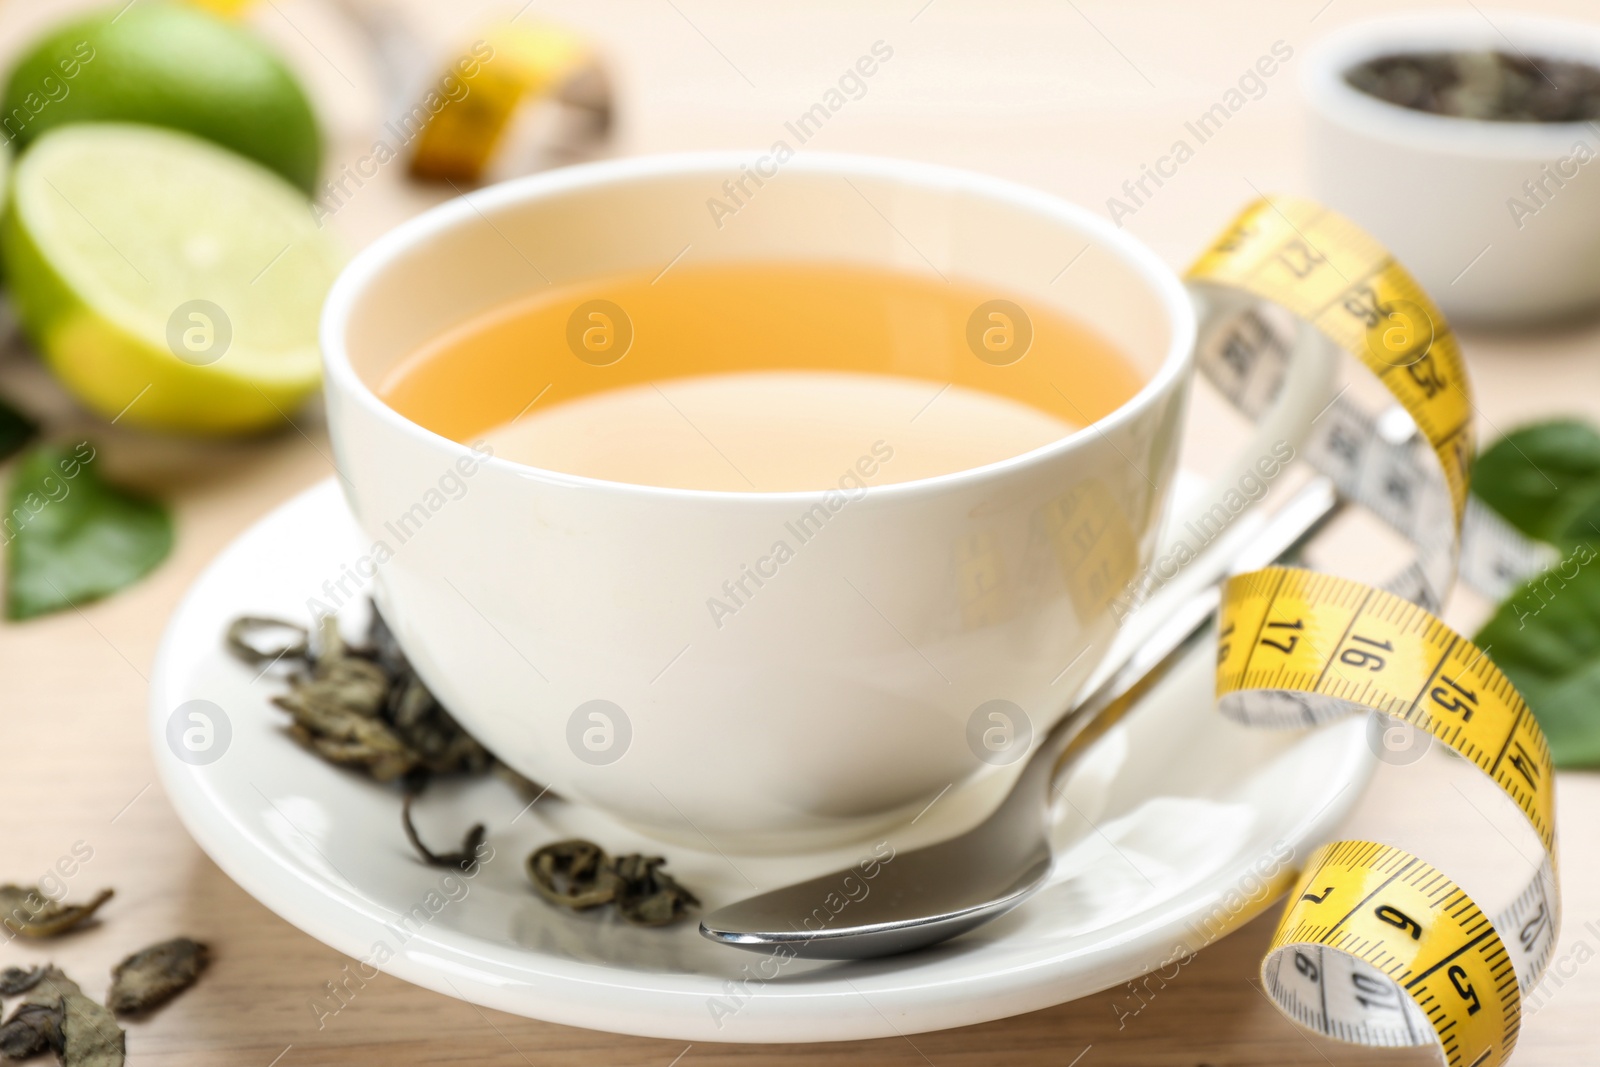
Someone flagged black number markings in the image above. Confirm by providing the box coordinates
[1430,674,1478,722]
[1375,904,1423,941]
[1261,618,1304,655]
[1339,634,1393,672]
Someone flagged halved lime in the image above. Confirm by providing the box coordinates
[2,123,342,434]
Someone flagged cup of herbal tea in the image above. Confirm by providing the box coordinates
[1303,12,1600,324]
[319,154,1336,852]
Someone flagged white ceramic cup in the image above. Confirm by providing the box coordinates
[321,153,1334,852]
[1303,12,1600,324]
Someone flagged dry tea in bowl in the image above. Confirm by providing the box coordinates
[1345,50,1600,122]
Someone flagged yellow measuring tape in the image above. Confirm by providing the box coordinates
[410,23,607,184]
[190,0,611,185]
[1187,198,1557,1067]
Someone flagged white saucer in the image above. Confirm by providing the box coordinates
[149,478,1372,1043]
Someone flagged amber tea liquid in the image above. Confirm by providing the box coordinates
[379,262,1143,492]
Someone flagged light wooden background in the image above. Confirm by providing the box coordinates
[2,0,1598,1063]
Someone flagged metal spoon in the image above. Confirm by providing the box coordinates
[699,477,1341,960]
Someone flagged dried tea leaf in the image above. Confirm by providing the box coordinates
[279,713,418,783]
[107,938,210,1016]
[61,992,124,1066]
[401,792,485,873]
[0,885,114,938]
[224,616,309,667]
[273,679,391,732]
[303,616,389,717]
[0,1000,61,1059]
[527,840,618,910]
[0,966,80,1060]
[610,854,701,927]
[524,842,700,925]
[0,965,44,996]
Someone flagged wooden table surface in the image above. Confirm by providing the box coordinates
[3,0,1599,1063]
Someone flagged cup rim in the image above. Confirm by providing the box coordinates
[320,151,1196,503]
[1301,11,1600,159]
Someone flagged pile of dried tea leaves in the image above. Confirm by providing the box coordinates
[1346,51,1600,122]
[230,602,701,927]
[527,840,700,927]
[227,608,492,783]
[0,885,208,1066]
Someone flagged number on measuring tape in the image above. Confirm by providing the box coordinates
[1186,197,1560,1067]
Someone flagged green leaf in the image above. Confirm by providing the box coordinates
[1475,543,1600,767]
[0,394,39,463]
[4,443,173,620]
[1473,419,1600,544]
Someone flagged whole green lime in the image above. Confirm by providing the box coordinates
[1,2,321,192]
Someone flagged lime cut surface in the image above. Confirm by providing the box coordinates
[3,123,343,434]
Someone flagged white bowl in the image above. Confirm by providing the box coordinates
[1302,11,1600,324]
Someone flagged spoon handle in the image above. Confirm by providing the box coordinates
[1023,477,1343,802]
